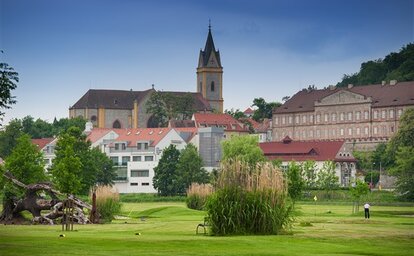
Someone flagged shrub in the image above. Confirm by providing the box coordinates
[91,186,121,223]
[186,183,213,210]
[205,159,292,235]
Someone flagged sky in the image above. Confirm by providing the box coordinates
[1,0,413,124]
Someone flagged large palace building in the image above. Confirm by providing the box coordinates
[272,81,414,150]
[69,26,223,129]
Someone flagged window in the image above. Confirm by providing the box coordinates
[122,156,130,166]
[199,82,202,92]
[390,126,394,133]
[348,112,353,121]
[348,128,352,136]
[142,183,150,186]
[302,115,307,123]
[211,81,215,92]
[365,127,369,135]
[144,156,154,161]
[374,110,378,119]
[309,130,314,137]
[282,117,285,125]
[302,130,306,138]
[332,129,336,136]
[374,127,378,135]
[316,114,321,123]
[381,110,386,119]
[91,115,97,122]
[115,143,126,150]
[364,111,369,120]
[398,109,403,117]
[113,120,121,129]
[132,156,141,162]
[332,113,337,122]
[275,117,279,125]
[324,113,328,122]
[310,115,314,123]
[110,157,118,165]
[389,109,394,119]
[288,116,292,124]
[340,128,344,136]
[137,142,149,150]
[130,183,138,186]
[356,127,360,135]
[316,130,320,137]
[356,111,360,120]
[131,170,149,177]
[340,113,344,121]
[295,116,299,124]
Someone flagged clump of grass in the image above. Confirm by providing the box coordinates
[186,183,213,210]
[90,186,122,223]
[205,159,293,235]
[299,222,313,227]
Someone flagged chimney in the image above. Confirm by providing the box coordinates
[347,84,354,88]
[390,80,397,86]
[381,81,386,86]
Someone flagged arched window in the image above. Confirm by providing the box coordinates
[113,120,121,129]
[199,82,202,93]
[90,115,97,122]
[211,81,215,92]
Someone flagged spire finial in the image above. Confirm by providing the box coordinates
[208,19,211,31]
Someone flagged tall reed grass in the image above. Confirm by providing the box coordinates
[186,183,213,210]
[90,185,122,223]
[205,159,292,235]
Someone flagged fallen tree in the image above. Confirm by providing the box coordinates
[0,171,92,225]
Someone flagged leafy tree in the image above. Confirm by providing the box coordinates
[225,108,246,119]
[52,144,83,194]
[390,146,414,201]
[287,161,304,204]
[146,91,168,127]
[52,117,86,136]
[0,119,23,158]
[22,115,54,139]
[349,179,369,213]
[251,98,281,122]
[316,161,339,199]
[176,144,210,193]
[0,61,18,122]
[221,135,266,167]
[303,160,317,189]
[153,144,181,196]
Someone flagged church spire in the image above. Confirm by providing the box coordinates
[198,21,222,68]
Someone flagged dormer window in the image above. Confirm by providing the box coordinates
[137,142,149,150]
[115,143,126,150]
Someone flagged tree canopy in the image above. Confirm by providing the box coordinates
[152,144,181,196]
[336,43,414,87]
[221,135,266,167]
[251,98,281,122]
[0,61,18,122]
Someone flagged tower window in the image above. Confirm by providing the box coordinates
[90,115,97,122]
[199,82,202,92]
[113,120,121,129]
[211,81,215,92]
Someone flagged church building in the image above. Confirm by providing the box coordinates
[69,26,223,129]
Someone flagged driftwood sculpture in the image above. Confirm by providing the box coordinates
[0,171,92,225]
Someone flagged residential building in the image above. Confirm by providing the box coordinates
[272,81,414,150]
[260,136,357,186]
[192,113,250,139]
[32,137,57,171]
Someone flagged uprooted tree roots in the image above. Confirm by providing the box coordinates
[0,171,93,225]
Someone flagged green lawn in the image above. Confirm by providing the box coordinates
[0,202,413,255]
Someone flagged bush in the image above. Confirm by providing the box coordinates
[205,159,292,235]
[91,186,122,223]
[186,183,213,210]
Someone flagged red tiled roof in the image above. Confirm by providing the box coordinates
[32,138,54,150]
[259,139,355,162]
[244,107,254,114]
[193,113,249,132]
[86,128,114,144]
[275,81,414,114]
[113,128,172,147]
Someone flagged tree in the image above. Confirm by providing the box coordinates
[176,144,210,193]
[153,144,181,196]
[349,179,369,213]
[316,161,339,199]
[225,108,246,119]
[221,135,266,167]
[251,98,281,122]
[287,161,304,204]
[0,61,18,122]
[52,117,86,136]
[21,115,54,139]
[0,119,23,158]
[390,146,414,201]
[303,160,317,189]
[0,134,47,220]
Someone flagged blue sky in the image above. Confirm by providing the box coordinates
[1,0,413,124]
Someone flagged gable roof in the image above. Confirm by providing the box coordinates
[112,128,173,147]
[259,139,355,162]
[86,128,115,144]
[193,113,249,132]
[275,81,414,114]
[243,107,254,115]
[32,138,54,150]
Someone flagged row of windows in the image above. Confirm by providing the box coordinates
[199,81,216,92]
[275,109,403,126]
[114,142,150,151]
[277,125,395,139]
[110,155,154,165]
[130,170,149,177]
[130,182,150,186]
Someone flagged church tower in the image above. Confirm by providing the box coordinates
[197,23,223,113]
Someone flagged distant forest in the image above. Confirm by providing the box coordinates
[336,43,414,87]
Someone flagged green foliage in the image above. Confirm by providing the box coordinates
[390,146,414,201]
[349,180,369,213]
[287,162,305,202]
[21,116,54,139]
[0,119,23,158]
[221,135,266,167]
[146,91,196,127]
[119,193,186,203]
[251,97,281,122]
[364,171,380,186]
[353,151,372,172]
[153,144,181,196]
[0,62,18,121]
[186,183,213,210]
[316,161,339,198]
[224,108,246,119]
[176,144,210,193]
[336,43,414,87]
[94,186,122,223]
[303,160,317,189]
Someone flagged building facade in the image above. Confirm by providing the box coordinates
[69,26,223,128]
[272,81,414,150]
